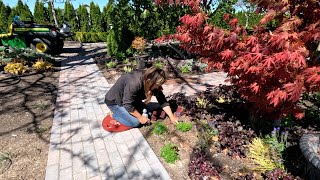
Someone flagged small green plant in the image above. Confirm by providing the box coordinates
[132,59,137,66]
[106,61,117,69]
[176,122,193,132]
[123,66,133,73]
[195,97,211,109]
[123,58,130,64]
[32,101,50,112]
[0,152,11,162]
[160,144,180,164]
[196,61,208,72]
[180,64,192,73]
[196,120,218,150]
[154,60,164,69]
[264,128,287,155]
[152,122,168,135]
[35,126,48,134]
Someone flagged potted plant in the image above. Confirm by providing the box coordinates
[131,36,148,69]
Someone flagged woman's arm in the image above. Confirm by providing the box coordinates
[162,106,179,124]
[130,110,149,124]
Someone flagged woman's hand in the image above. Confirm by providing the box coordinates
[138,116,150,124]
[170,115,179,124]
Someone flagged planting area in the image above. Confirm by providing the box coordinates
[95,56,320,179]
[0,67,59,179]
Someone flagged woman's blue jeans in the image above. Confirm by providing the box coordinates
[107,105,141,127]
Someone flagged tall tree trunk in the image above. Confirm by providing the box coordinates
[245,13,248,28]
[50,0,59,27]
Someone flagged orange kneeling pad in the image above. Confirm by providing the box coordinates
[102,115,132,132]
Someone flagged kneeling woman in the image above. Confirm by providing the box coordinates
[104,66,178,129]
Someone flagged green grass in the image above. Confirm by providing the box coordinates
[160,144,180,164]
[176,122,193,132]
[152,122,167,135]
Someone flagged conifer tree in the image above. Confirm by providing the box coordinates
[0,0,7,30]
[34,0,49,24]
[64,0,78,31]
[16,0,33,21]
[77,5,90,32]
[55,7,64,26]
[89,2,103,32]
[8,7,18,24]
[101,6,108,32]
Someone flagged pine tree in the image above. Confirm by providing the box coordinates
[77,5,90,32]
[8,7,18,25]
[64,0,78,31]
[0,0,7,30]
[34,0,49,24]
[55,7,64,26]
[101,6,108,32]
[89,2,103,32]
[16,0,33,21]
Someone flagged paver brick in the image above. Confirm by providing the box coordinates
[108,151,124,169]
[47,144,60,166]
[99,163,114,180]
[116,143,130,157]
[60,149,72,169]
[150,162,171,180]
[83,145,95,156]
[135,159,155,178]
[113,167,129,180]
[45,164,59,180]
[144,149,161,165]
[88,176,102,180]
[96,149,110,166]
[73,172,87,180]
[104,140,117,153]
[60,167,72,180]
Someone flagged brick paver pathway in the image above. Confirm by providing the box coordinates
[45,56,170,180]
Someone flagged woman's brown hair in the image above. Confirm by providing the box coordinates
[143,66,166,104]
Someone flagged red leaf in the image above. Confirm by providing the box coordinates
[294,112,305,119]
[263,57,275,68]
[283,81,305,102]
[250,82,260,94]
[252,53,263,63]
[220,49,235,60]
[267,89,288,107]
[223,14,230,21]
[229,18,238,27]
[247,36,258,46]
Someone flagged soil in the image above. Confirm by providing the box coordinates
[0,67,59,179]
[139,116,198,180]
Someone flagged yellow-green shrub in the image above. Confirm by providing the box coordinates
[248,137,284,172]
[32,59,53,71]
[74,32,108,42]
[4,62,27,75]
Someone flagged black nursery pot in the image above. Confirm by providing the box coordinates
[300,133,320,179]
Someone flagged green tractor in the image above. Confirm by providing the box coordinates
[0,16,72,55]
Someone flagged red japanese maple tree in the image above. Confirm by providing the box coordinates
[157,0,320,120]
